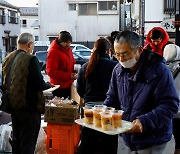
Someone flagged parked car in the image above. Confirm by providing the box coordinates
[73,52,89,65]
[70,44,91,51]
[73,49,91,59]
[47,44,91,52]
[34,50,89,73]
[34,51,47,73]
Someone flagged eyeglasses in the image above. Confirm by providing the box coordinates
[114,51,134,59]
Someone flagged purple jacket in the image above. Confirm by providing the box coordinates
[104,49,179,151]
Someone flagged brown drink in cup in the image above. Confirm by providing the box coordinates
[101,112,112,131]
[93,105,106,128]
[112,110,123,128]
[83,106,93,124]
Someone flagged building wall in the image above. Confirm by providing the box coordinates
[132,0,175,36]
[0,7,20,52]
[145,0,164,34]
[20,15,39,40]
[39,0,119,42]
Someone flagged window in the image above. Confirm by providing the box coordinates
[21,19,27,27]
[0,9,5,24]
[76,46,87,50]
[79,3,97,15]
[10,36,17,51]
[98,1,117,11]
[76,50,91,56]
[69,4,76,11]
[35,36,39,41]
[8,10,18,24]
[2,37,5,46]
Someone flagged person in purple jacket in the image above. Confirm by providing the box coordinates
[104,30,179,154]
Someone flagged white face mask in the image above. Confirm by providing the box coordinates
[119,57,137,68]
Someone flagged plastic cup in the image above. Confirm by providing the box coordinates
[100,112,112,131]
[83,106,93,124]
[112,110,123,129]
[93,105,107,127]
[103,107,115,113]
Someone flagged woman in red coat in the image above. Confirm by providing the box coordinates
[46,31,77,98]
[144,27,172,56]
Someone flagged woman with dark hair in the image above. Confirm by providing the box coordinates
[76,38,118,154]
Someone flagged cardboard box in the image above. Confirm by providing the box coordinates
[44,104,79,124]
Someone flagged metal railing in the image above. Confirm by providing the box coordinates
[164,0,175,14]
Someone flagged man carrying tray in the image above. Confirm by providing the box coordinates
[104,30,179,154]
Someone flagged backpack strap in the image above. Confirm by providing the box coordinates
[7,51,24,89]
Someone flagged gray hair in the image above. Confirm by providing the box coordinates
[17,33,34,45]
[114,30,140,51]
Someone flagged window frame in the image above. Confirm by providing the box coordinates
[0,9,5,24]
[8,10,18,24]
[98,1,117,11]
[69,4,76,11]
[78,3,97,16]
[21,19,27,27]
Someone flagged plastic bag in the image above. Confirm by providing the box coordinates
[35,127,47,154]
[0,124,12,152]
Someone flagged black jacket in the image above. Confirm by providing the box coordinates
[76,53,117,103]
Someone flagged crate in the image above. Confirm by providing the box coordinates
[46,123,80,154]
[44,104,79,124]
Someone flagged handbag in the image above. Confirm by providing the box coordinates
[0,51,24,113]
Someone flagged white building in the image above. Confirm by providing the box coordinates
[38,0,120,47]
[19,7,40,41]
[38,0,176,47]
[131,0,175,38]
[0,0,20,53]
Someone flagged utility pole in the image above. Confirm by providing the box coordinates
[139,0,145,46]
[119,0,125,31]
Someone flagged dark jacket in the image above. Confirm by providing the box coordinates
[2,50,50,113]
[104,49,179,151]
[144,27,172,56]
[46,38,75,89]
[76,53,117,103]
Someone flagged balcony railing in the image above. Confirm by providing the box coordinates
[164,0,175,14]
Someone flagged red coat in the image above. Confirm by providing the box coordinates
[144,27,170,56]
[46,38,75,89]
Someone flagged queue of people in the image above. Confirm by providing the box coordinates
[0,26,180,154]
